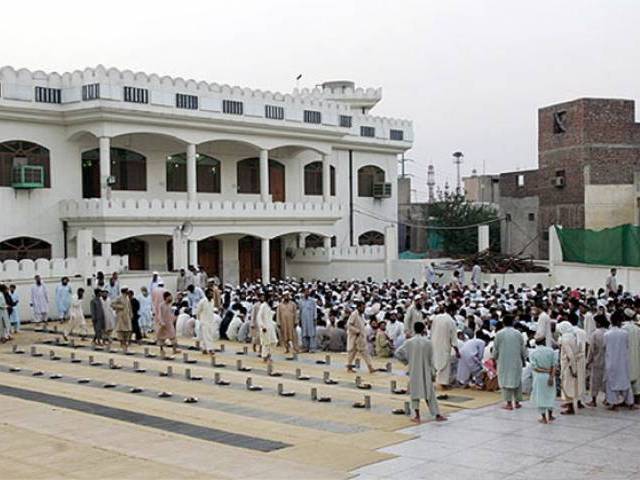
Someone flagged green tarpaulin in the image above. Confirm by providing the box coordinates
[556,224,640,267]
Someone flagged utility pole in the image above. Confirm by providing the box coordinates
[398,154,414,178]
[453,151,464,193]
[426,164,435,203]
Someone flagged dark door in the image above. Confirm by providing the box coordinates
[238,236,261,282]
[269,160,285,202]
[198,237,221,279]
[82,157,100,198]
[269,238,282,281]
[113,238,146,270]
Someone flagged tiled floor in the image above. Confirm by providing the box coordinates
[352,400,640,480]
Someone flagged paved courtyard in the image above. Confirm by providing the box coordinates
[353,399,640,480]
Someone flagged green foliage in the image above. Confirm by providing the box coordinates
[428,191,500,256]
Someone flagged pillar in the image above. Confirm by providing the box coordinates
[101,242,112,258]
[189,240,198,267]
[324,236,332,262]
[187,143,197,202]
[261,238,270,284]
[384,225,397,279]
[259,149,269,202]
[76,229,93,279]
[298,234,306,249]
[322,153,331,202]
[478,224,490,252]
[172,229,188,271]
[99,136,111,199]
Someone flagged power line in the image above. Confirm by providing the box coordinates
[354,207,502,231]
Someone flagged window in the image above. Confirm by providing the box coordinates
[166,152,220,193]
[265,104,284,120]
[82,83,100,101]
[303,110,321,124]
[0,237,52,261]
[528,213,536,221]
[390,129,404,141]
[176,93,198,110]
[303,161,336,196]
[360,126,375,138]
[222,99,243,115]
[123,86,148,104]
[0,140,50,187]
[516,174,525,187]
[543,230,550,241]
[505,213,512,221]
[82,147,146,191]
[358,231,384,246]
[236,158,260,194]
[553,110,567,134]
[304,234,336,248]
[357,165,385,197]
[34,86,61,104]
[339,115,352,128]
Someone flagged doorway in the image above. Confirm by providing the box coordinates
[82,157,100,198]
[198,237,221,279]
[269,160,285,202]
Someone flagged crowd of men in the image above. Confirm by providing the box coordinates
[0,264,638,423]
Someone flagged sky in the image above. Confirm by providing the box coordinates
[2,0,639,201]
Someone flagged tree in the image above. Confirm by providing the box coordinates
[427,191,499,256]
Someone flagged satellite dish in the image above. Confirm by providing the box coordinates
[180,221,193,237]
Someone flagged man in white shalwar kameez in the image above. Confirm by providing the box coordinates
[396,321,447,423]
[63,288,88,339]
[30,275,49,323]
[558,321,579,415]
[196,289,218,354]
[256,293,278,362]
[622,308,640,399]
[430,304,459,388]
[534,306,554,347]
[604,312,635,409]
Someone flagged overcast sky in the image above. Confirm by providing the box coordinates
[2,0,639,200]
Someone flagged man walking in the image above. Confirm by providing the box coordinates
[493,314,526,410]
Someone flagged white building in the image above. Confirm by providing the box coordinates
[0,66,412,285]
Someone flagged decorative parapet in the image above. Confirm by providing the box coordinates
[289,245,386,263]
[59,198,343,220]
[0,255,128,281]
[0,65,413,143]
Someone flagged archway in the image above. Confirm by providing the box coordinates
[0,236,52,261]
[358,230,385,246]
[198,237,221,278]
[81,147,147,197]
[357,165,385,197]
[236,158,285,201]
[0,140,50,188]
[112,237,147,270]
[237,236,282,283]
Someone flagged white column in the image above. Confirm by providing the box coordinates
[189,240,198,267]
[478,224,490,252]
[322,154,331,202]
[259,149,269,202]
[172,229,188,271]
[323,236,332,262]
[298,234,306,249]
[101,242,112,258]
[187,143,197,202]
[261,238,270,284]
[99,136,111,199]
[76,229,93,279]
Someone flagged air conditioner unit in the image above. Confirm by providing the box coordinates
[372,182,392,198]
[553,176,565,188]
[12,165,44,189]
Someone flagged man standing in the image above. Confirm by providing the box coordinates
[605,268,618,296]
[30,275,49,323]
[276,291,298,353]
[622,308,640,401]
[471,263,482,287]
[425,262,439,286]
[256,292,277,363]
[55,277,73,322]
[604,311,635,410]
[396,322,447,423]
[156,291,179,355]
[111,286,133,354]
[346,299,375,374]
[128,289,142,344]
[298,289,317,353]
[90,288,105,345]
[558,321,579,415]
[9,284,20,333]
[493,314,526,410]
[586,314,608,407]
[63,287,88,340]
[430,303,459,389]
[176,268,189,293]
[403,295,423,338]
[534,305,554,347]
[107,273,120,299]
[195,288,218,354]
[530,337,557,424]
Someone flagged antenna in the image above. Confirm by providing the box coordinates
[426,164,435,203]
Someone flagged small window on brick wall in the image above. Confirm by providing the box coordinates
[553,110,567,134]
[516,174,525,187]
[505,213,512,222]
[528,213,535,221]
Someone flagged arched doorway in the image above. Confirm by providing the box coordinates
[198,237,221,278]
[0,237,52,261]
[112,237,147,270]
[269,160,285,202]
[238,236,282,282]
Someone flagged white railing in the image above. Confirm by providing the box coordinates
[0,255,128,280]
[60,198,343,220]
